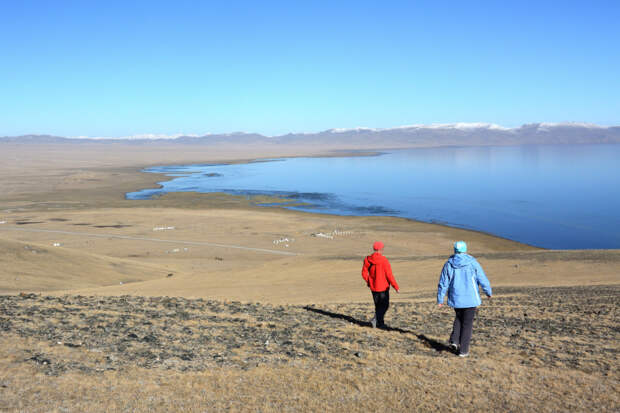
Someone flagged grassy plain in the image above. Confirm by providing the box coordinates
[0,143,618,412]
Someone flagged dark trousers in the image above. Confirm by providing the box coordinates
[450,307,476,354]
[372,289,390,327]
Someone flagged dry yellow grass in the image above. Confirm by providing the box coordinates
[1,291,618,413]
[1,285,619,412]
[1,205,618,303]
[1,354,617,412]
[0,142,618,412]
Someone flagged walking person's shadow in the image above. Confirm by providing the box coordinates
[303,306,453,353]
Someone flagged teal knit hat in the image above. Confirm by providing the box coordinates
[454,241,467,253]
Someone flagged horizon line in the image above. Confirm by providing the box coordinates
[2,121,617,141]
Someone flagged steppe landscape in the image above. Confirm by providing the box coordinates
[0,143,618,412]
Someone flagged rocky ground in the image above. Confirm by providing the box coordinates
[1,285,617,377]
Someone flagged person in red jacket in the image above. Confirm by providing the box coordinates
[361,241,400,329]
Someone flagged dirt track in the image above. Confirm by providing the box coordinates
[0,226,298,256]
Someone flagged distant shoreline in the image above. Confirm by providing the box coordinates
[1,142,617,251]
[127,146,616,250]
[125,145,617,249]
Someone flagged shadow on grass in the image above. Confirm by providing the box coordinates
[303,306,453,354]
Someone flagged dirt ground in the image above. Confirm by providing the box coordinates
[1,285,618,412]
[0,142,618,412]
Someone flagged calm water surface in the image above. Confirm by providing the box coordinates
[127,144,620,249]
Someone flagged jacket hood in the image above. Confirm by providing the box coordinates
[367,252,388,265]
[448,253,475,269]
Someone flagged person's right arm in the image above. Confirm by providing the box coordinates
[437,263,451,305]
[361,257,370,286]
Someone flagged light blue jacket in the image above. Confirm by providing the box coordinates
[437,253,492,308]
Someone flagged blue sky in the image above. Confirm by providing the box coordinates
[1,0,619,137]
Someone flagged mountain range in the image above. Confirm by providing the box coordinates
[2,123,619,148]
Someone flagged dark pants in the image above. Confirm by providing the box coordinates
[450,307,476,354]
[372,289,390,327]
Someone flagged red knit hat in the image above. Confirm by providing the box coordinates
[373,241,384,251]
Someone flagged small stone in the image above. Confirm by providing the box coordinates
[28,354,51,365]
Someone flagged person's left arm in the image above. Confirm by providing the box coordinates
[437,262,451,306]
[361,257,371,286]
[385,260,399,292]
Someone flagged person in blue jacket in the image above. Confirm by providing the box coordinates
[437,241,492,357]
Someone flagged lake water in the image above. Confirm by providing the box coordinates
[126,144,620,249]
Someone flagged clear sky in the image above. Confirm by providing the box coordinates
[1,0,619,137]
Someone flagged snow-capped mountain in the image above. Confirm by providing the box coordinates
[2,123,619,148]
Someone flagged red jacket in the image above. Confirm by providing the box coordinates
[362,252,399,292]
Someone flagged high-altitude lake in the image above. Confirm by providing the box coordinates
[127,144,620,249]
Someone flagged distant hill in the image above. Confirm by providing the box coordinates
[271,123,620,147]
[0,134,73,143]
[2,123,619,148]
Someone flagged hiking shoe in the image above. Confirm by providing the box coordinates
[449,342,459,352]
[458,352,469,358]
[371,317,377,328]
